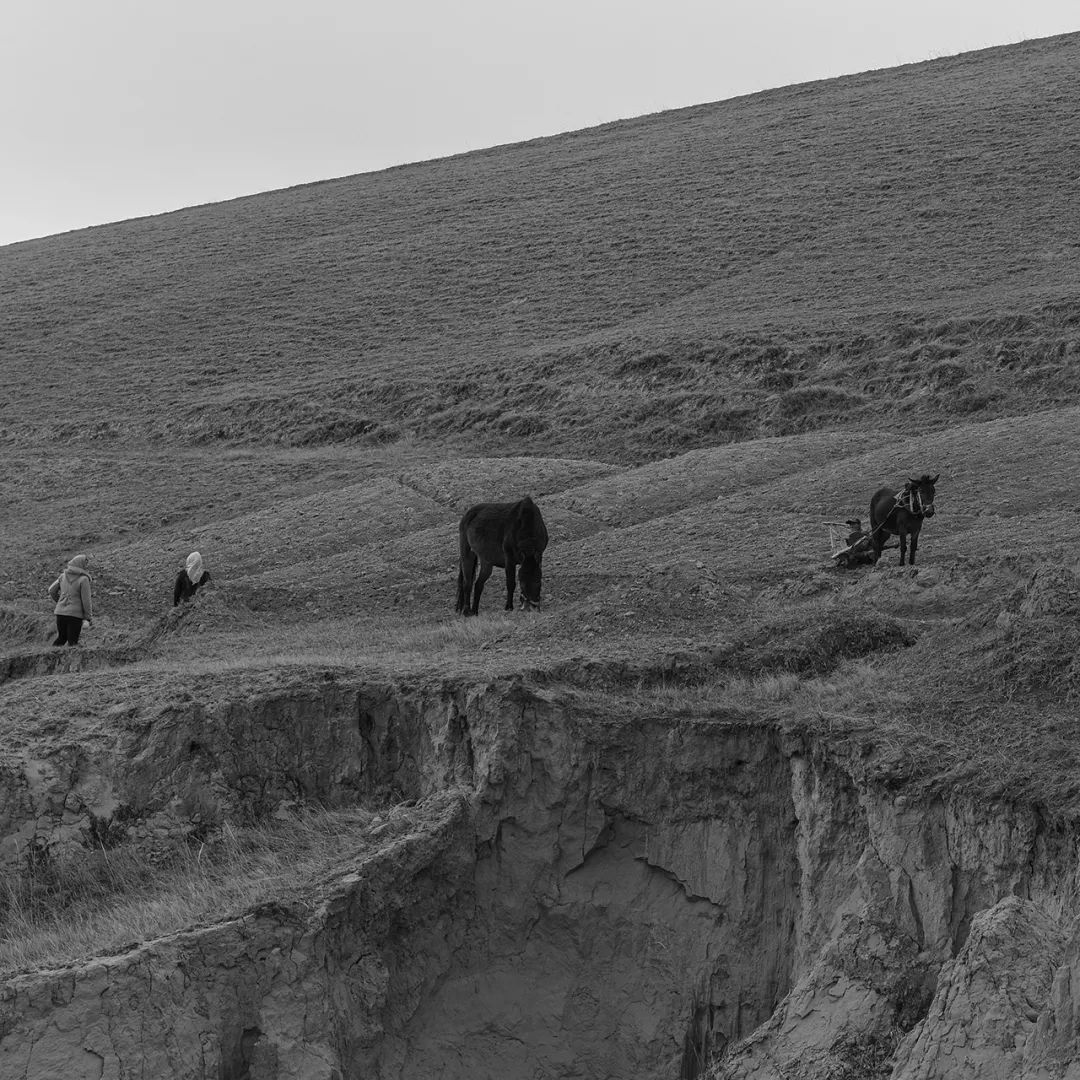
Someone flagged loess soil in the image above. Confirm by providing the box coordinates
[2,30,1080,1080]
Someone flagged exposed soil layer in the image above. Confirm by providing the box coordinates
[2,674,1078,1079]
[3,30,1080,1080]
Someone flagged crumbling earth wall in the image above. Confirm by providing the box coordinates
[2,674,1079,1079]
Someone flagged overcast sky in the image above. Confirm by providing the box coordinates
[1,1,1076,248]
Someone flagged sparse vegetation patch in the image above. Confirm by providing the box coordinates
[0,804,425,977]
[715,604,916,677]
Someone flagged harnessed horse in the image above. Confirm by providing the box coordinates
[868,474,939,566]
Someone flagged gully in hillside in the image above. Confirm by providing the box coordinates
[869,474,939,566]
[456,496,549,615]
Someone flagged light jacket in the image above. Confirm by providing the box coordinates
[49,554,93,620]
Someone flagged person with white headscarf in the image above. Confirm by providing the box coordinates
[173,551,212,606]
[48,553,94,645]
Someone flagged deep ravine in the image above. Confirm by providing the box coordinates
[1,673,1078,1079]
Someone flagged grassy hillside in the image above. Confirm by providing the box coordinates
[3,32,1080,977]
[2,33,1080,460]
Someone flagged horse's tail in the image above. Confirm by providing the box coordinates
[457,512,470,558]
[456,510,473,612]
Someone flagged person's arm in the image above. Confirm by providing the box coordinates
[48,577,61,602]
[80,577,93,623]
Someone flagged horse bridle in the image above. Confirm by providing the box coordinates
[901,486,931,516]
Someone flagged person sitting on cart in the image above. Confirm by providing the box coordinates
[838,518,877,567]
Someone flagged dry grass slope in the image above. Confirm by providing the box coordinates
[1,33,1080,980]
[3,34,1080,459]
[0,802,442,976]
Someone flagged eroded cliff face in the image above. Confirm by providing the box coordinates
[0,793,475,1080]
[710,782,1080,1080]
[2,674,1079,1080]
[404,700,801,1080]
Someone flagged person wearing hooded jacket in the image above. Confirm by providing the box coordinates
[48,553,94,646]
[174,551,212,606]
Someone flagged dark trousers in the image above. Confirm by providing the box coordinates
[53,615,83,646]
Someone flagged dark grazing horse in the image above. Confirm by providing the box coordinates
[869,474,939,566]
[456,496,549,615]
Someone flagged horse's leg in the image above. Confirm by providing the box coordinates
[898,523,908,566]
[504,561,517,610]
[471,560,494,615]
[870,530,884,562]
[909,524,919,566]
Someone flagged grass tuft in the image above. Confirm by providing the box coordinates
[0,805,422,976]
[715,604,915,678]
[0,603,48,646]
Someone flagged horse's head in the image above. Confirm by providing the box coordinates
[518,554,543,610]
[907,474,939,517]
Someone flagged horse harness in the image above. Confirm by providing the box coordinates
[867,485,929,542]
